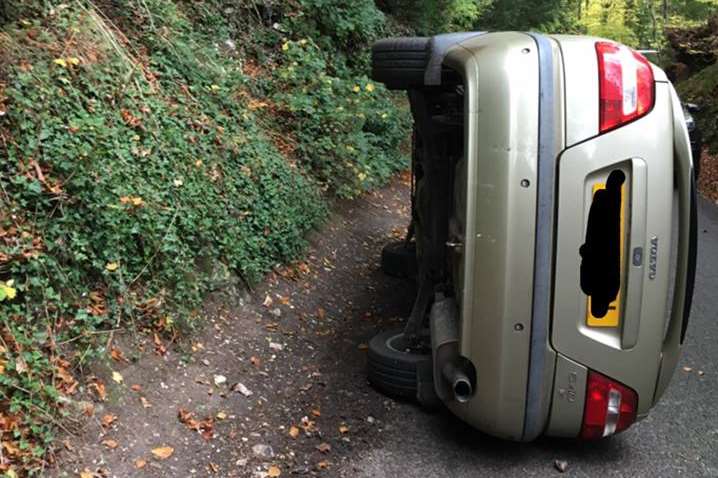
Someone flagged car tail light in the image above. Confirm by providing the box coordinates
[581,371,638,439]
[596,41,655,133]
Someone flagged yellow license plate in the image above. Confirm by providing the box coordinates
[586,181,626,328]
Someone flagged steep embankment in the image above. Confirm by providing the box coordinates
[0,1,409,473]
[669,14,718,200]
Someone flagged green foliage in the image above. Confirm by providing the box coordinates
[478,0,582,33]
[288,0,386,72]
[678,62,718,152]
[295,0,385,48]
[0,0,409,472]
[273,39,409,197]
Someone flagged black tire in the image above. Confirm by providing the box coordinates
[381,240,417,278]
[367,329,431,400]
[371,37,430,90]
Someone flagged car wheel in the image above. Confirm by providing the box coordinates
[381,240,417,278]
[367,329,431,401]
[371,37,430,90]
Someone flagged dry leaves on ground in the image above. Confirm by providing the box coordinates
[151,446,174,460]
[178,408,215,440]
[100,414,117,429]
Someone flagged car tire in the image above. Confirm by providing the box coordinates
[371,37,430,90]
[381,240,417,278]
[367,329,431,400]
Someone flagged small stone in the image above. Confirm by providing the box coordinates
[233,382,253,397]
[214,374,227,385]
[554,460,568,473]
[698,370,705,376]
[683,366,693,373]
[366,416,375,424]
[252,443,274,458]
[270,308,282,317]
[269,342,283,351]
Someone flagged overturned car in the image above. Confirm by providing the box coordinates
[367,32,697,441]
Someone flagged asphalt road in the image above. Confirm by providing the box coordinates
[340,197,718,478]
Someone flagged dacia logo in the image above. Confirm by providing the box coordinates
[648,236,659,280]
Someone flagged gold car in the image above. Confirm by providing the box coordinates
[368,32,697,441]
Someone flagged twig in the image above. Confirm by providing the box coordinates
[56,328,122,346]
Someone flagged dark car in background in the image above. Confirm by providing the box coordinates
[683,102,703,179]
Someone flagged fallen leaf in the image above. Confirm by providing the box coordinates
[316,442,331,453]
[216,411,227,420]
[311,409,321,417]
[208,463,219,473]
[153,333,167,355]
[81,401,95,416]
[101,439,119,449]
[178,408,214,439]
[0,280,17,301]
[90,379,107,401]
[151,446,174,460]
[289,426,300,439]
[131,384,142,392]
[554,459,568,473]
[263,295,273,307]
[317,461,329,470]
[140,396,152,408]
[316,308,326,320]
[267,465,281,477]
[110,347,127,363]
[358,343,368,351]
[134,458,146,469]
[101,414,117,428]
[301,416,317,433]
[53,58,67,67]
[15,356,28,374]
[683,366,693,373]
[339,425,349,434]
[105,262,119,272]
[112,371,124,384]
[178,408,199,429]
[698,370,705,376]
[250,356,261,367]
[80,470,93,478]
[200,419,215,441]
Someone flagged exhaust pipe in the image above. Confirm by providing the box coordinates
[430,294,476,402]
[442,361,473,403]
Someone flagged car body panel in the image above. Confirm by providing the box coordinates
[550,35,600,147]
[442,32,542,440]
[552,82,675,416]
